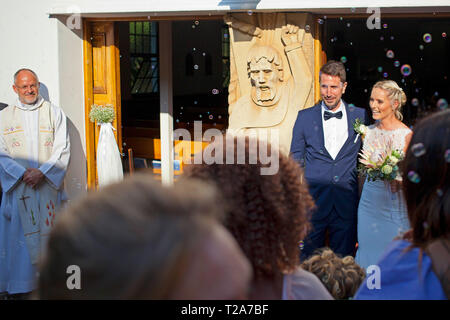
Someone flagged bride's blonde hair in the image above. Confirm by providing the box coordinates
[372,80,407,121]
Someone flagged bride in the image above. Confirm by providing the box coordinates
[355,80,413,270]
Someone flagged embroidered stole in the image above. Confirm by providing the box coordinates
[1,102,59,264]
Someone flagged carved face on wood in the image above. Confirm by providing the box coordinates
[247,45,283,107]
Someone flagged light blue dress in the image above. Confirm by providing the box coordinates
[355,125,412,270]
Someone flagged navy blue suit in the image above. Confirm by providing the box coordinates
[290,101,368,258]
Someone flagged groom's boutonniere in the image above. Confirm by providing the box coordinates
[353,118,367,143]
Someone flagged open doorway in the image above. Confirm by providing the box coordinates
[117,19,230,175]
[323,16,450,126]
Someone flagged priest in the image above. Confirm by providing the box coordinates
[0,68,70,298]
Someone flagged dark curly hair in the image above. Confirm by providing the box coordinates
[183,135,315,279]
[301,248,366,300]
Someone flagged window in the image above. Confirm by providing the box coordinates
[222,25,230,88]
[129,21,159,94]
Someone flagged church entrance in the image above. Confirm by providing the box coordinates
[83,18,229,187]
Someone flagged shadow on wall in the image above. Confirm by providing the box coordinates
[39,82,50,101]
[42,83,87,202]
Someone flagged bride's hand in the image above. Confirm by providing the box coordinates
[389,180,401,193]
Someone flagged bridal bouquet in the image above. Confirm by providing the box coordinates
[358,137,404,181]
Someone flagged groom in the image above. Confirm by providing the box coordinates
[290,60,368,259]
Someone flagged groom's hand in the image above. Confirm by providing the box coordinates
[23,168,44,189]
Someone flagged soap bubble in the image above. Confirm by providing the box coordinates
[377,66,383,73]
[394,60,400,67]
[407,171,421,183]
[351,8,356,13]
[419,44,424,50]
[347,23,351,28]
[445,149,450,162]
[436,189,444,197]
[442,32,447,38]
[208,115,213,120]
[423,33,432,43]
[340,56,347,63]
[386,50,395,58]
[411,98,419,107]
[247,10,253,15]
[317,18,324,24]
[383,72,388,78]
[218,115,222,119]
[390,36,395,40]
[305,25,311,32]
[434,91,439,96]
[193,64,199,70]
[411,143,426,157]
[194,20,199,26]
[212,89,219,95]
[400,64,412,76]
[437,98,448,110]
[380,36,384,41]
[383,23,388,29]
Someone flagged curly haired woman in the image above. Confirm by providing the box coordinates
[183,135,333,299]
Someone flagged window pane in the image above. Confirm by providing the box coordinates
[136,35,142,54]
[151,36,157,55]
[143,22,150,34]
[136,22,142,34]
[130,35,135,53]
[144,36,150,54]
[129,22,135,34]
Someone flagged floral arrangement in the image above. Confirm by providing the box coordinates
[358,137,404,181]
[89,104,115,123]
[353,118,368,143]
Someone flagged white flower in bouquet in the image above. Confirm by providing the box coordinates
[381,164,393,175]
[389,155,400,165]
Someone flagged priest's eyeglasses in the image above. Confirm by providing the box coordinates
[16,84,39,90]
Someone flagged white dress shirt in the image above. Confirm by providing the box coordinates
[321,100,348,160]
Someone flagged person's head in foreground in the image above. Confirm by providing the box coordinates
[183,135,321,299]
[402,109,449,247]
[37,174,252,299]
[301,248,365,300]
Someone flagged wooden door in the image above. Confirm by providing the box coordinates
[83,21,122,188]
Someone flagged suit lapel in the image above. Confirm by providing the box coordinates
[315,103,332,159]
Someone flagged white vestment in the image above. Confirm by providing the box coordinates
[0,95,70,294]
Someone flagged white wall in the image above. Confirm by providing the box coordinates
[0,0,87,201]
[48,0,450,15]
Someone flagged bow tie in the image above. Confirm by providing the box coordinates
[324,110,343,121]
